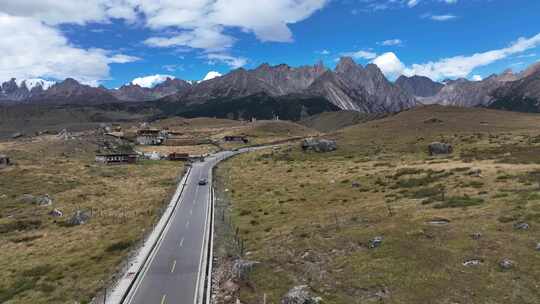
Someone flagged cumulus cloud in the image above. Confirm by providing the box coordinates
[202,71,222,81]
[0,13,138,84]
[2,0,329,75]
[347,33,540,81]
[131,74,174,88]
[402,33,540,80]
[372,52,406,79]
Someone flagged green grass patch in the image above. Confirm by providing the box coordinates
[434,195,485,209]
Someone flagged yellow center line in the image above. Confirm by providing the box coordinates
[160,294,167,304]
[171,260,177,273]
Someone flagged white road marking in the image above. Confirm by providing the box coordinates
[170,260,177,273]
[178,237,184,248]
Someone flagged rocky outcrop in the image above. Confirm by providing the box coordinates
[301,138,337,153]
[18,194,53,206]
[28,78,119,105]
[428,142,453,155]
[281,285,321,304]
[111,78,192,101]
[161,58,416,114]
[307,58,417,112]
[489,66,540,112]
[66,210,91,226]
[166,62,327,105]
[421,69,521,107]
[395,75,444,97]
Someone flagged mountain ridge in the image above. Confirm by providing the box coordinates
[2,59,540,115]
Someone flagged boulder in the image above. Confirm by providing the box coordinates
[499,258,514,270]
[232,259,259,280]
[18,194,53,206]
[301,138,337,153]
[468,169,482,177]
[281,285,321,304]
[428,142,453,156]
[48,208,63,217]
[513,222,530,230]
[66,210,91,226]
[36,194,53,206]
[536,242,540,251]
[368,236,383,249]
[352,181,361,188]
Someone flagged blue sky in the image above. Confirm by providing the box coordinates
[0,0,539,88]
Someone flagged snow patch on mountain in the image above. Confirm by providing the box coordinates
[14,78,55,90]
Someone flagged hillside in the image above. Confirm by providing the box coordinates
[300,110,385,132]
[215,105,540,304]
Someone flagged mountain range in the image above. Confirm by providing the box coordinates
[2,58,540,114]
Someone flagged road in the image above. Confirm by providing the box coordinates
[125,150,237,304]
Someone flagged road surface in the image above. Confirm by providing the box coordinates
[125,150,237,304]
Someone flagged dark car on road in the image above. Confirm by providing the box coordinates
[198,179,208,186]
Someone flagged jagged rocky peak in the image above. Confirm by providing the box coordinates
[519,61,540,78]
[395,75,444,97]
[335,56,361,74]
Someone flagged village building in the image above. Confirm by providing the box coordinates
[168,153,190,161]
[223,135,249,143]
[136,129,168,145]
[0,154,10,167]
[95,153,138,165]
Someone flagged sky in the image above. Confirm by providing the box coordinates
[0,0,539,88]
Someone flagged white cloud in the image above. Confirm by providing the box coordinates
[425,14,457,21]
[379,39,403,46]
[138,0,329,52]
[407,0,420,8]
[317,49,331,55]
[471,75,482,81]
[202,71,222,81]
[3,0,329,65]
[205,54,248,69]
[0,13,138,84]
[341,50,377,60]
[403,33,540,80]
[144,27,235,52]
[131,74,174,88]
[372,52,406,79]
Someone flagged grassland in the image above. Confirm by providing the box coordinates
[216,106,540,304]
[0,134,182,303]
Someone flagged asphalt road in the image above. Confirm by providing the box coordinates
[126,150,237,304]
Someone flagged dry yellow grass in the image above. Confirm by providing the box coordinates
[216,106,540,304]
[0,134,183,303]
